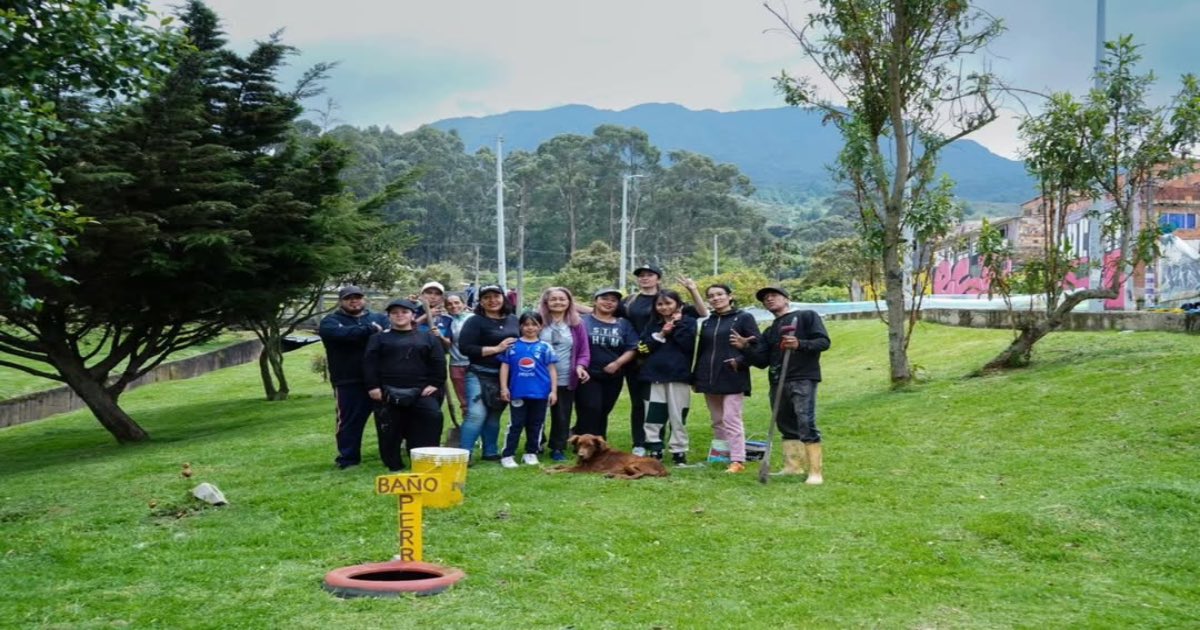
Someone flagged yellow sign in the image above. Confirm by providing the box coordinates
[375,474,439,562]
[396,494,423,562]
[376,473,440,495]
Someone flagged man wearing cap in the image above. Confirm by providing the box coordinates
[364,298,446,471]
[319,286,389,469]
[617,264,708,456]
[415,281,453,337]
[732,285,831,484]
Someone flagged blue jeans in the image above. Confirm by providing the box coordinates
[460,371,504,458]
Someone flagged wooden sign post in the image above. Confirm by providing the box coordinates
[375,473,441,562]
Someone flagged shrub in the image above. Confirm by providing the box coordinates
[795,285,847,303]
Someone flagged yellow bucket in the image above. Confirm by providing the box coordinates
[410,447,470,508]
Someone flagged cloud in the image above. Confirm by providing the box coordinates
[152,0,1199,159]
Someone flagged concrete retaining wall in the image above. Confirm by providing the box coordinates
[917,308,1193,332]
[0,339,263,429]
[824,305,1194,332]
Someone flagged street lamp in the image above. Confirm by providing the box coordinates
[619,174,645,292]
[631,226,647,281]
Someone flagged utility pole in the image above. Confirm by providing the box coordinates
[1141,178,1158,308]
[517,204,525,310]
[496,137,507,291]
[473,244,480,291]
[1086,0,1105,311]
[631,227,646,279]
[713,233,719,276]
[619,174,645,293]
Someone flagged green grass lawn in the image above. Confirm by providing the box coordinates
[1,321,1197,628]
[0,331,257,399]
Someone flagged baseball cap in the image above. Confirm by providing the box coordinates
[592,287,623,300]
[632,265,663,278]
[478,284,504,297]
[755,285,791,302]
[420,281,445,294]
[385,298,420,312]
[338,285,365,299]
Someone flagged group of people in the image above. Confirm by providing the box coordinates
[317,265,830,483]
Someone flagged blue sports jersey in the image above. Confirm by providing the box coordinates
[502,338,557,400]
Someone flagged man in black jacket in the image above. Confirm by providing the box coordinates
[318,286,387,469]
[733,286,831,484]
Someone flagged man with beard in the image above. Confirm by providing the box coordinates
[318,285,388,469]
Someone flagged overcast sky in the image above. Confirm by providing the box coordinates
[155,0,1200,159]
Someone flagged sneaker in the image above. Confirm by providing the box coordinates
[550,450,567,462]
[522,453,539,466]
[481,454,502,462]
[725,462,746,474]
[649,450,663,461]
[672,452,690,467]
[500,456,518,469]
[632,447,647,457]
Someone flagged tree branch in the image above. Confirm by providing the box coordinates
[0,358,62,382]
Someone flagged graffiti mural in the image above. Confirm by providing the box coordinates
[1062,250,1125,309]
[931,257,1009,295]
[1158,237,1200,304]
[932,250,1130,309]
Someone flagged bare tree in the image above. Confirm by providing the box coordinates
[767,0,1002,386]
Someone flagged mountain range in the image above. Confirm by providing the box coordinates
[429,102,1035,206]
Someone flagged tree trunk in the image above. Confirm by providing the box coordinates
[269,341,289,401]
[984,322,1050,369]
[258,348,278,400]
[53,355,149,443]
[882,205,912,386]
[983,288,1116,371]
[258,337,288,401]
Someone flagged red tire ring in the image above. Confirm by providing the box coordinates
[323,560,466,598]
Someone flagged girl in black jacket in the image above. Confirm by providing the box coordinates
[638,290,697,465]
[692,284,759,473]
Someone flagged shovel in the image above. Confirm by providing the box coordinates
[759,320,797,485]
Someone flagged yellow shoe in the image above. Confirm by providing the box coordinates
[725,461,745,474]
[771,440,807,476]
[804,442,824,485]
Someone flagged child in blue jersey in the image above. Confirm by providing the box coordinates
[499,312,558,468]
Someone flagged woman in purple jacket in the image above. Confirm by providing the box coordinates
[537,287,591,462]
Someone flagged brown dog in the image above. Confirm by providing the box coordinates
[546,434,669,479]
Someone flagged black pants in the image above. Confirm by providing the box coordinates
[575,373,624,440]
[374,395,444,471]
[624,365,647,447]
[768,378,821,443]
[333,384,374,467]
[545,386,575,452]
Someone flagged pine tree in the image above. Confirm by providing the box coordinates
[0,1,374,440]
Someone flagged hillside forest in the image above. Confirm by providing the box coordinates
[318,121,863,281]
